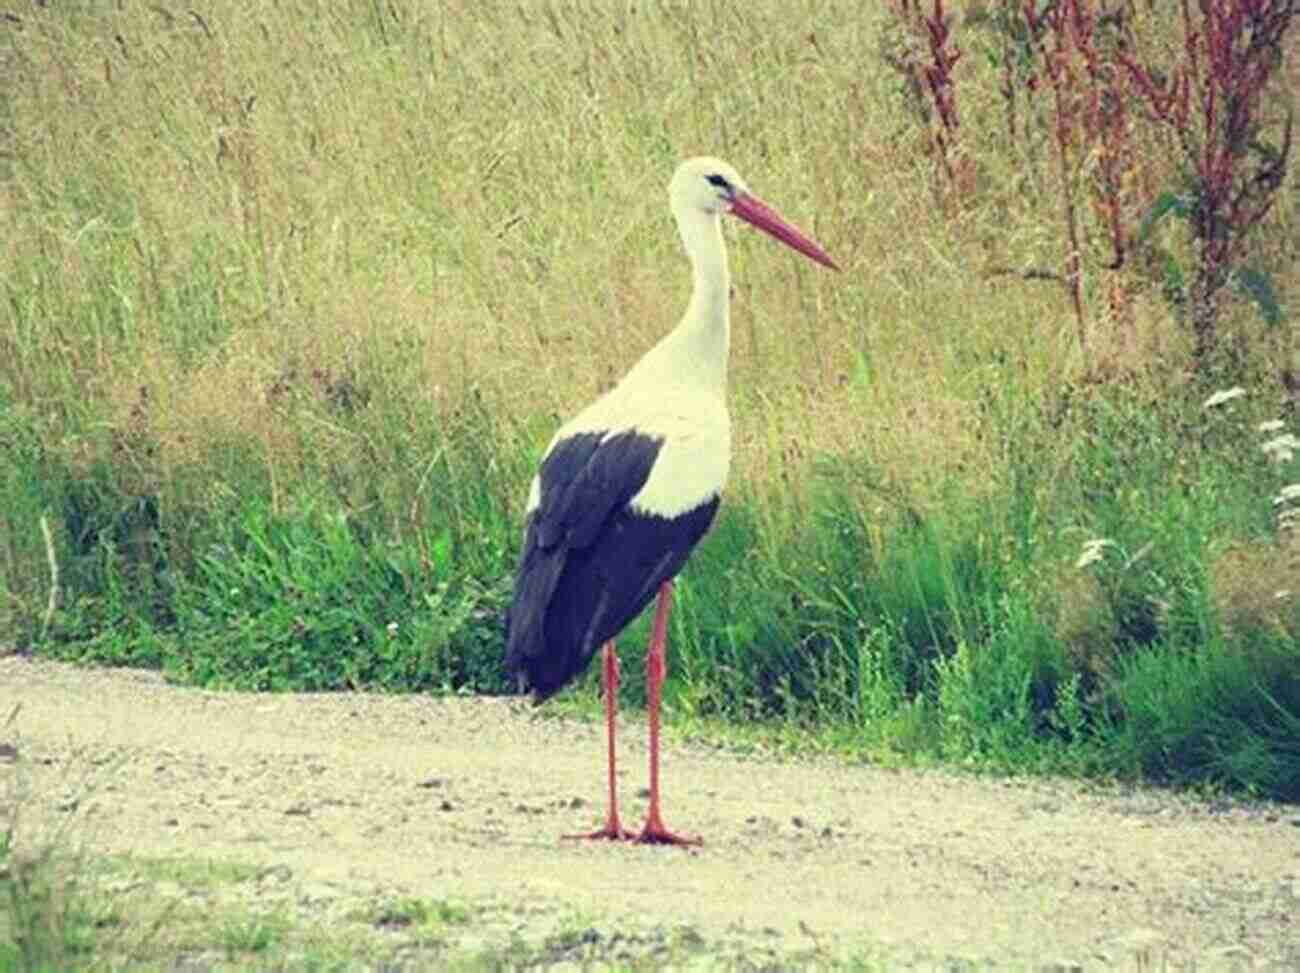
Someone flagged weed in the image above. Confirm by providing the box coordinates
[1122,0,1295,367]
[367,895,473,943]
[0,825,98,971]
[0,704,93,971]
[909,1,1295,371]
[883,0,964,194]
[219,911,291,956]
[0,709,170,971]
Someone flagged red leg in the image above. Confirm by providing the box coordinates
[565,642,634,841]
[636,581,701,847]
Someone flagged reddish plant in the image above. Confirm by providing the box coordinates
[886,0,963,187]
[979,2,1127,349]
[1074,7,1133,276]
[990,2,1041,143]
[1021,0,1141,351]
[1023,0,1088,351]
[1121,0,1295,368]
[895,0,1292,376]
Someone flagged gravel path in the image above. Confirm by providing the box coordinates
[2,655,1297,968]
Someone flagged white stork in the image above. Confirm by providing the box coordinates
[505,157,837,845]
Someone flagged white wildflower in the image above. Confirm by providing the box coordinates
[1274,484,1300,505]
[1275,590,1291,601]
[1258,419,1286,433]
[1268,443,1295,463]
[1203,386,1246,409]
[386,621,399,636]
[1261,434,1300,463]
[1076,538,1114,569]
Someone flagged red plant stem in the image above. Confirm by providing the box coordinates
[890,0,962,188]
[1029,0,1088,352]
[1119,0,1294,364]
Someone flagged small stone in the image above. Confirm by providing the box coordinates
[163,817,179,827]
[259,863,293,883]
[0,742,17,761]
[439,799,454,811]
[298,881,340,905]
[284,803,311,816]
[418,776,445,789]
[791,815,805,829]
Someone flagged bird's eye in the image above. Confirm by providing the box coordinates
[705,173,731,191]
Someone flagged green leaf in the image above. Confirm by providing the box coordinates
[1158,249,1186,310]
[1135,191,1190,244]
[430,530,453,573]
[1234,267,1284,327]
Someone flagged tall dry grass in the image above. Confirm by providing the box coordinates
[0,0,1100,510]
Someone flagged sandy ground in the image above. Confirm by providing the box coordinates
[1,654,1298,969]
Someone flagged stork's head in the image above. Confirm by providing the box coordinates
[670,156,839,271]
[670,157,749,216]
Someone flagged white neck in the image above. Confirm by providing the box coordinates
[666,204,731,392]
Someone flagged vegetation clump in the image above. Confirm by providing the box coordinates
[1,1,1296,799]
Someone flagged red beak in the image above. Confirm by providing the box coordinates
[729,192,839,271]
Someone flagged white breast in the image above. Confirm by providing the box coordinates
[628,412,730,518]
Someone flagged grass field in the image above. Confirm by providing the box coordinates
[1,1,1298,801]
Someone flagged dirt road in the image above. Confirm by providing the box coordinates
[2,655,1297,968]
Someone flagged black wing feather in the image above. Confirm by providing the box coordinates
[504,429,719,701]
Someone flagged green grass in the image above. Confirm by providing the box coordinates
[1,0,1298,803]
[0,807,153,972]
[360,895,473,949]
[0,831,96,972]
[0,834,882,971]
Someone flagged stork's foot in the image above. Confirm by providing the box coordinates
[634,812,702,847]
